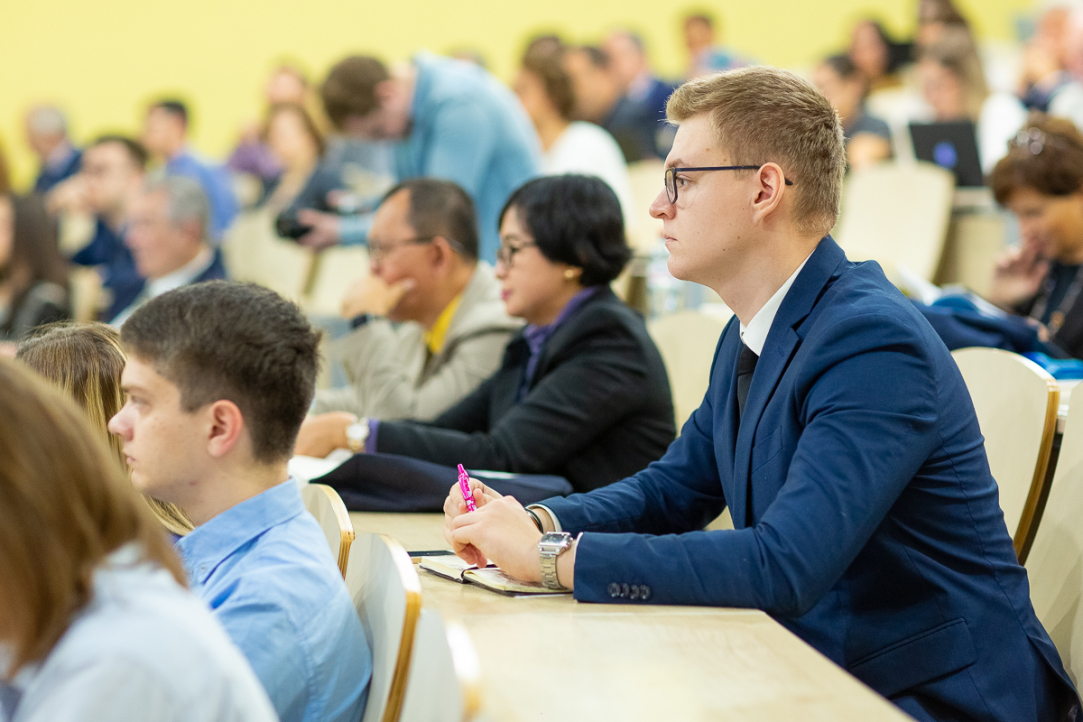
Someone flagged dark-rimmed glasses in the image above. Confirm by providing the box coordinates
[495,241,537,267]
[664,166,794,204]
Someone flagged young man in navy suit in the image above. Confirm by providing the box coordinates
[442,66,1081,721]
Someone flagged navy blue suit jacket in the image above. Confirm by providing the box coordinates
[542,238,1078,720]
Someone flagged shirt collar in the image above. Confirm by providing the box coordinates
[146,246,214,300]
[522,286,600,354]
[174,478,302,585]
[739,254,812,356]
[423,292,463,355]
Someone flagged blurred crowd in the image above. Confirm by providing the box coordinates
[0,0,1077,347]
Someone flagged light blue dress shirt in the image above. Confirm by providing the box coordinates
[341,53,540,263]
[0,544,276,722]
[176,479,371,722]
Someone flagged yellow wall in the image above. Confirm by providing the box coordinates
[0,0,1037,187]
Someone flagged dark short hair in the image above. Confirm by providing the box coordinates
[151,100,189,127]
[684,13,715,29]
[120,282,321,464]
[380,178,479,261]
[499,175,630,286]
[991,112,1083,205]
[522,51,575,120]
[320,56,390,130]
[89,134,149,169]
[578,46,610,70]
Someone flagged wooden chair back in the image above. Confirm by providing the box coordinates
[647,310,732,431]
[303,245,371,317]
[221,208,314,303]
[951,347,1059,560]
[625,159,665,255]
[835,161,954,281]
[347,533,423,722]
[399,610,482,722]
[301,483,355,578]
[1026,389,1083,686]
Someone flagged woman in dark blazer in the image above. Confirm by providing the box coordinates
[315,174,676,510]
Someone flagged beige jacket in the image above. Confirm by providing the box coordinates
[312,264,521,421]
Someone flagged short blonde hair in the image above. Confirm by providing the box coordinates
[666,66,846,237]
[16,322,193,537]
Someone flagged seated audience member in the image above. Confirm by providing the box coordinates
[514,50,636,227]
[17,321,192,536]
[305,175,675,510]
[228,64,311,188]
[0,360,276,722]
[295,52,539,263]
[443,68,1081,722]
[563,46,657,163]
[261,103,324,212]
[24,105,81,194]
[56,135,148,321]
[604,30,677,157]
[303,178,519,434]
[812,55,893,169]
[917,30,1027,174]
[915,0,971,49]
[682,12,749,79]
[988,114,1083,359]
[110,177,227,326]
[0,194,69,347]
[1019,4,1075,113]
[107,281,372,722]
[142,100,238,239]
[848,20,908,93]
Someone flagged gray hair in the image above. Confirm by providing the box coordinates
[146,176,209,237]
[26,106,68,137]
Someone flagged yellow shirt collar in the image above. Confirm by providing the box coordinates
[423,293,463,355]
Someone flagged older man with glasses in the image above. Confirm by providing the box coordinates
[297,178,520,458]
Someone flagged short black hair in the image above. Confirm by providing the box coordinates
[320,56,390,130]
[120,281,321,464]
[499,175,630,286]
[379,178,479,261]
[579,46,610,70]
[151,100,189,127]
[89,134,149,169]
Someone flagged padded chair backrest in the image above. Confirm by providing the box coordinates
[303,245,371,317]
[625,159,665,255]
[951,347,1058,560]
[835,161,954,281]
[648,310,732,430]
[347,533,423,722]
[221,208,314,302]
[1026,389,1083,686]
[301,483,355,578]
[399,610,482,722]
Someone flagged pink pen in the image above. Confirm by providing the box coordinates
[457,464,477,512]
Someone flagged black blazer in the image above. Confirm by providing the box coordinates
[375,288,676,492]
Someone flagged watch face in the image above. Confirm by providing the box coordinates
[539,532,572,551]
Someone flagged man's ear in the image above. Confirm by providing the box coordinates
[750,162,789,225]
[205,399,246,459]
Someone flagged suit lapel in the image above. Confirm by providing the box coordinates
[730,237,850,526]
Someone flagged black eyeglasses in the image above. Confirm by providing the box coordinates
[495,241,536,267]
[664,165,794,204]
[369,235,464,261]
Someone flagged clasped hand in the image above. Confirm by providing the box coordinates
[442,478,544,582]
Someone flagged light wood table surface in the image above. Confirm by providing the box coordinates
[350,512,911,721]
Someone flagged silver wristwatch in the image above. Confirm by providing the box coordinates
[538,532,573,590]
[345,417,369,453]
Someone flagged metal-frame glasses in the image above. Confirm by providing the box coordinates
[368,235,465,261]
[665,166,793,204]
[495,241,537,267]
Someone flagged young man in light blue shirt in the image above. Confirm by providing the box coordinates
[296,52,540,264]
[108,280,371,722]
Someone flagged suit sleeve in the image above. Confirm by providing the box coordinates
[375,324,653,473]
[566,311,942,615]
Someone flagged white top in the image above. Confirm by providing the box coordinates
[977,92,1027,175]
[738,255,811,356]
[111,246,215,327]
[542,121,637,233]
[0,544,276,722]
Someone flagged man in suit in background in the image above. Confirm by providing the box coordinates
[24,105,81,194]
[109,176,226,326]
[443,66,1080,721]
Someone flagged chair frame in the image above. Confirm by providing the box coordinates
[302,483,355,578]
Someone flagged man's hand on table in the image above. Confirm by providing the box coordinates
[295,412,356,458]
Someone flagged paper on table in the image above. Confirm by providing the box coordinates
[418,555,569,596]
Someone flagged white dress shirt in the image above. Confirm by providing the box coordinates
[0,544,276,722]
[738,254,812,356]
[110,246,215,328]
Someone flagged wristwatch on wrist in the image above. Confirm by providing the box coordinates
[345,417,369,453]
[538,531,574,590]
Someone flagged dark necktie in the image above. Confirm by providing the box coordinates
[736,341,759,420]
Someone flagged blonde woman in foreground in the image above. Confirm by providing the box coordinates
[16,322,192,536]
[0,359,275,721]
